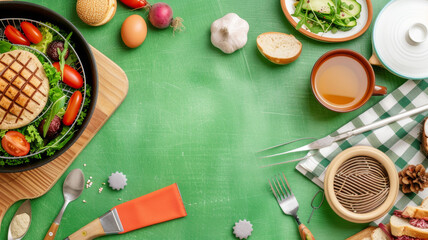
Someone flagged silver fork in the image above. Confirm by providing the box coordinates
[269,173,315,240]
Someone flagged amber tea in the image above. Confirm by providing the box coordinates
[314,55,369,110]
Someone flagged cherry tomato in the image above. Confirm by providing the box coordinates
[1,131,30,157]
[119,0,147,9]
[63,91,82,126]
[20,22,43,44]
[53,62,84,89]
[4,25,30,46]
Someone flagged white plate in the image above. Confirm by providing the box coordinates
[373,0,428,79]
[281,0,373,42]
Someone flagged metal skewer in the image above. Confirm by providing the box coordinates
[259,104,428,166]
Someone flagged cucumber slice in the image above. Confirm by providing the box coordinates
[345,19,356,27]
[338,0,361,19]
[318,12,357,27]
[335,19,357,27]
[301,0,334,14]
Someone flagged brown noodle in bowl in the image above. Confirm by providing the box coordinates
[334,156,390,214]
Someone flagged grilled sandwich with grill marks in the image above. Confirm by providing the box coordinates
[0,50,49,129]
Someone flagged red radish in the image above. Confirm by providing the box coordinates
[147,2,184,31]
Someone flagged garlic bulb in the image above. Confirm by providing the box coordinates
[211,13,249,54]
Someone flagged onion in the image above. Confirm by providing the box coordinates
[148,2,184,31]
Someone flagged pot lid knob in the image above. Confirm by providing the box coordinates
[408,22,428,45]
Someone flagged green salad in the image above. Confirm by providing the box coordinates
[293,0,362,34]
[0,22,91,166]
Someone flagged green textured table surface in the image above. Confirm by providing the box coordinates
[1,0,405,239]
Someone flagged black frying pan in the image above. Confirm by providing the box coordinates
[0,1,98,172]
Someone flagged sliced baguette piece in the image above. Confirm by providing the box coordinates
[346,226,376,240]
[371,227,390,240]
[401,198,428,219]
[390,215,428,239]
[422,117,428,155]
[256,32,302,65]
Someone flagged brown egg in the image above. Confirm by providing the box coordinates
[121,15,147,48]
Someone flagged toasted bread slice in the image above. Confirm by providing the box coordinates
[390,215,428,239]
[256,32,302,65]
[346,226,376,240]
[422,117,428,154]
[371,227,390,240]
[401,198,428,219]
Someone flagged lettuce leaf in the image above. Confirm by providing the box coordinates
[25,125,44,149]
[0,40,17,53]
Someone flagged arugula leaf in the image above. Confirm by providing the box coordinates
[295,12,306,30]
[292,0,304,17]
[43,95,66,137]
[65,52,78,68]
[58,33,72,82]
[335,0,341,14]
[44,127,74,156]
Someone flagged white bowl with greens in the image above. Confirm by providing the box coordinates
[281,0,373,42]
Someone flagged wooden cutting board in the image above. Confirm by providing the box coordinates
[0,46,128,226]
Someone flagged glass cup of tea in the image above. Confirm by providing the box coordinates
[311,49,387,112]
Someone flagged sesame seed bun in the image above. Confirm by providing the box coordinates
[76,0,117,26]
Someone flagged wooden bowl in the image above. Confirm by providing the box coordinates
[324,146,398,223]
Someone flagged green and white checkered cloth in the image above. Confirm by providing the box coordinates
[296,79,428,224]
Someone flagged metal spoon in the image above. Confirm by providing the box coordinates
[43,169,85,240]
[8,200,31,240]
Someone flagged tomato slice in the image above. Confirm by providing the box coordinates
[20,22,43,44]
[119,0,147,8]
[63,91,83,126]
[4,25,30,46]
[53,62,84,89]
[1,131,30,157]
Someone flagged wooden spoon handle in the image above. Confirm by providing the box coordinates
[44,222,59,240]
[66,218,106,240]
[299,223,315,240]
